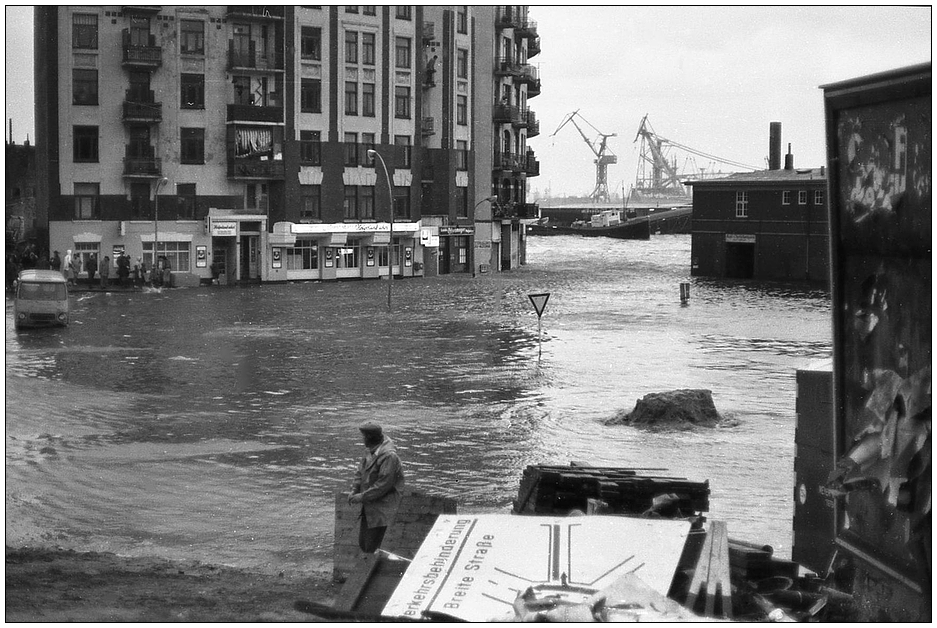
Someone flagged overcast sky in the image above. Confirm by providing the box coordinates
[5,5,931,197]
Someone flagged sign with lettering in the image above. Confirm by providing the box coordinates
[211,220,238,237]
[725,233,756,244]
[382,514,690,622]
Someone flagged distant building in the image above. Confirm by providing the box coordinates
[5,138,38,248]
[687,137,830,285]
[34,6,539,284]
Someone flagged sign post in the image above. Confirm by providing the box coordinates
[528,292,550,357]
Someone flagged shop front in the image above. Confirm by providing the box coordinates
[439,226,474,275]
[205,211,269,284]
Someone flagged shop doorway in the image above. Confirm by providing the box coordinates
[240,235,260,281]
[725,243,755,279]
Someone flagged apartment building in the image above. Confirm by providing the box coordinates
[34,5,540,285]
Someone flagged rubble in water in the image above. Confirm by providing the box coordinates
[606,389,738,430]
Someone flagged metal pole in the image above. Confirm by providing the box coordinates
[368,150,393,311]
[154,176,167,282]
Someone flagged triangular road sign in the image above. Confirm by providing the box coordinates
[528,292,550,318]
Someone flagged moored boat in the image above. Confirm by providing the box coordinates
[527,210,651,240]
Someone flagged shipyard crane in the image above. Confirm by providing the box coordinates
[551,110,617,203]
[632,115,761,202]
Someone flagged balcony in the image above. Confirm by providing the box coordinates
[123,156,162,178]
[495,56,522,77]
[122,91,162,123]
[526,110,539,137]
[528,76,541,98]
[122,33,161,68]
[227,158,285,179]
[525,150,540,177]
[528,35,541,58]
[517,202,539,219]
[421,116,435,136]
[226,6,284,20]
[519,64,538,86]
[493,103,520,124]
[496,7,518,29]
[493,152,521,172]
[227,45,284,72]
[227,103,283,124]
[422,21,435,41]
[515,19,538,38]
[513,108,529,129]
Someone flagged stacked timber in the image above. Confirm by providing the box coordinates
[512,464,709,517]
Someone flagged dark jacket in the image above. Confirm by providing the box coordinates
[351,436,405,528]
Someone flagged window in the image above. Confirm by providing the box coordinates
[396,6,411,20]
[72,13,98,49]
[394,186,410,219]
[336,245,360,269]
[361,133,375,165]
[344,185,358,218]
[345,30,358,64]
[345,81,358,115]
[301,78,321,113]
[72,69,98,105]
[300,130,321,165]
[130,181,151,218]
[301,26,321,60]
[300,186,321,220]
[360,186,375,219]
[456,140,468,170]
[782,190,791,205]
[395,86,410,119]
[344,132,358,166]
[814,190,824,205]
[181,73,204,108]
[394,135,411,168]
[395,37,411,69]
[180,128,205,164]
[735,191,749,218]
[73,126,99,163]
[180,19,204,54]
[345,6,358,13]
[144,241,190,272]
[457,95,467,125]
[362,82,375,117]
[362,32,375,65]
[74,243,99,274]
[232,75,252,105]
[455,187,468,217]
[798,190,807,205]
[457,6,467,33]
[287,238,319,270]
[177,183,196,219]
[457,48,468,79]
[128,16,150,47]
[363,6,376,16]
[74,183,99,219]
[246,183,269,210]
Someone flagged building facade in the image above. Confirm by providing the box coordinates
[34,5,539,285]
[688,150,830,285]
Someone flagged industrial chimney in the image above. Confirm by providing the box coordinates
[784,143,794,170]
[769,122,781,170]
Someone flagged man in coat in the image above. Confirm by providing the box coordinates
[348,422,405,553]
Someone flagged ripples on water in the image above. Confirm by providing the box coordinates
[5,234,831,573]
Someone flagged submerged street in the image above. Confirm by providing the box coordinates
[5,234,831,574]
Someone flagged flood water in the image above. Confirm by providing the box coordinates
[5,234,831,575]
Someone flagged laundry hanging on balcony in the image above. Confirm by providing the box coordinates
[235,128,272,158]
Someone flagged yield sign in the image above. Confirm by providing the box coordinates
[528,292,550,318]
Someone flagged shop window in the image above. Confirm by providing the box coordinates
[287,239,319,270]
[144,241,190,272]
[336,245,360,269]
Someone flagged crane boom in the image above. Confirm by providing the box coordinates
[551,110,617,202]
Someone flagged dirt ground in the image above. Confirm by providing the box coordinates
[5,546,340,622]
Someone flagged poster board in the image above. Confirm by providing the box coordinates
[382,514,690,622]
[822,63,931,590]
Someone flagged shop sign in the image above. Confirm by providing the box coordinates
[725,233,756,243]
[211,220,238,237]
[420,227,439,248]
[440,226,474,236]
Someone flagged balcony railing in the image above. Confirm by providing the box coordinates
[493,103,519,124]
[525,150,540,177]
[526,110,539,137]
[421,116,435,136]
[496,7,518,29]
[227,158,285,179]
[513,107,529,129]
[123,156,162,178]
[495,56,522,77]
[226,6,284,20]
[528,35,541,58]
[515,19,538,38]
[227,103,284,124]
[493,152,521,172]
[528,77,541,98]
[518,64,538,85]
[122,35,162,68]
[227,45,284,72]
[123,91,162,123]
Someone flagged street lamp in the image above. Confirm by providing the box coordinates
[367,149,393,310]
[154,176,168,281]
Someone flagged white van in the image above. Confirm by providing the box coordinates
[14,269,70,329]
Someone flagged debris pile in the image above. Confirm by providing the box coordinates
[606,388,726,429]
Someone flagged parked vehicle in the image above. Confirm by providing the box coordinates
[14,269,69,329]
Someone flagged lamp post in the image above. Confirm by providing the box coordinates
[154,176,168,281]
[367,149,394,310]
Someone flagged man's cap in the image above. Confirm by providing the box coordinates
[358,421,383,436]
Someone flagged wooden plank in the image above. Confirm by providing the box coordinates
[333,552,381,611]
[685,520,733,618]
